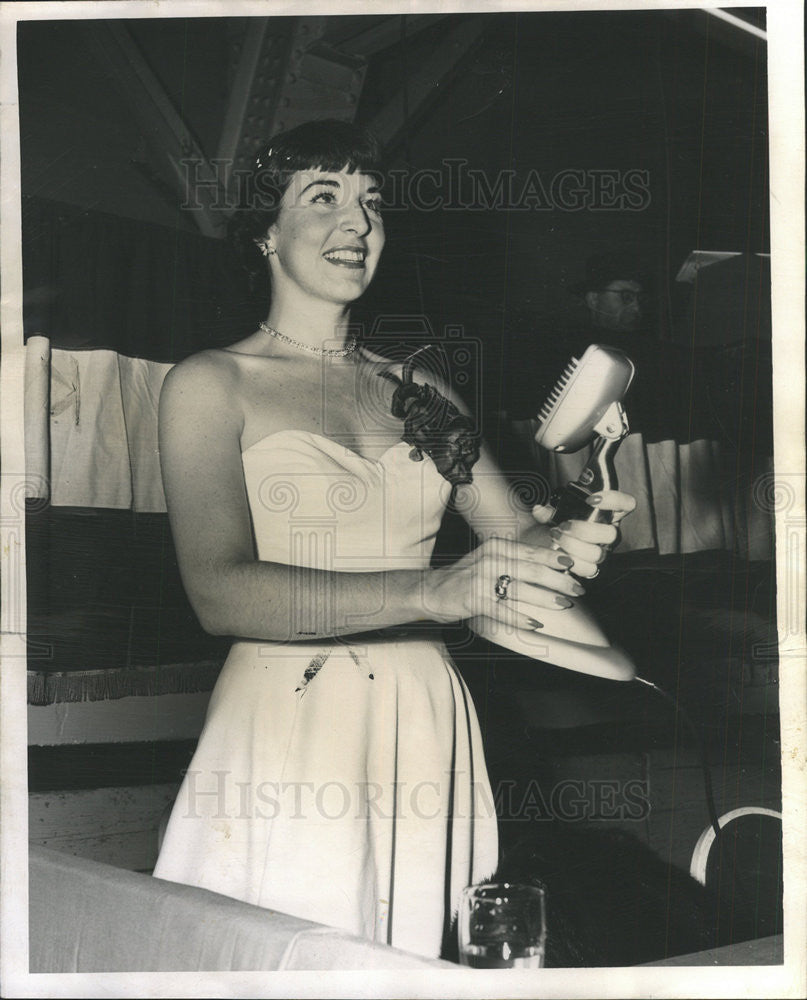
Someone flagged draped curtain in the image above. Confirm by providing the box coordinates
[513,424,774,563]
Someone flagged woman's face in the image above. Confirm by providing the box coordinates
[267,167,385,306]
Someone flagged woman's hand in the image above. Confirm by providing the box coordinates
[531,489,637,579]
[423,535,586,631]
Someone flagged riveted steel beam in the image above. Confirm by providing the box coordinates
[82,21,228,238]
[368,17,486,154]
[218,17,366,206]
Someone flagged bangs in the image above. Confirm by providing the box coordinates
[255,119,384,181]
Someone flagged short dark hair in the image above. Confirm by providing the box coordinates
[228,119,385,289]
[569,252,653,297]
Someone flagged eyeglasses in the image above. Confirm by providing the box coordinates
[600,288,648,305]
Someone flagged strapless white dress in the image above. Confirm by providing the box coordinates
[153,430,498,959]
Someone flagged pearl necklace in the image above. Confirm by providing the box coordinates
[258,321,358,358]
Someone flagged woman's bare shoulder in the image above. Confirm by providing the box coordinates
[163,348,245,392]
[160,345,297,447]
[162,346,284,404]
[159,349,253,445]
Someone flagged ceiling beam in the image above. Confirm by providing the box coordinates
[270,25,366,134]
[661,8,766,60]
[328,14,450,57]
[215,17,367,203]
[704,8,766,43]
[215,17,272,193]
[368,17,487,154]
[82,22,230,237]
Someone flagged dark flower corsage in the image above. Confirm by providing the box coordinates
[379,347,481,486]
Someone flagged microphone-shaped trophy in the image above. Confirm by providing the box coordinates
[534,344,635,526]
[470,343,637,681]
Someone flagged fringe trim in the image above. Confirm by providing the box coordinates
[27,660,224,706]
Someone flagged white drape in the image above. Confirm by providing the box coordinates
[514,419,773,560]
[24,339,171,512]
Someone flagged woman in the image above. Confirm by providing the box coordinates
[153,120,634,959]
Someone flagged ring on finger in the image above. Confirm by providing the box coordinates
[494,573,512,600]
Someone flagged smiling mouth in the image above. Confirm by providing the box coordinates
[323,248,366,268]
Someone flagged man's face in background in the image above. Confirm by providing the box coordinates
[585,280,645,332]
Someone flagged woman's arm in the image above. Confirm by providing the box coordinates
[159,354,571,642]
[458,440,635,580]
[416,364,635,579]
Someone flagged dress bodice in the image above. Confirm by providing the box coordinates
[241,429,451,572]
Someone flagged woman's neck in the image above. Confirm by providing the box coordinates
[264,290,354,352]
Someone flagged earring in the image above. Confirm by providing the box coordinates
[257,241,276,257]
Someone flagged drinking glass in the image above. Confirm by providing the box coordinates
[458,882,547,968]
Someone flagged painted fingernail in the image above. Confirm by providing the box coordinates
[572,583,586,595]
[558,521,572,531]
[527,618,544,630]
[587,495,603,506]
[549,528,563,541]
[554,596,573,609]
[557,555,574,568]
